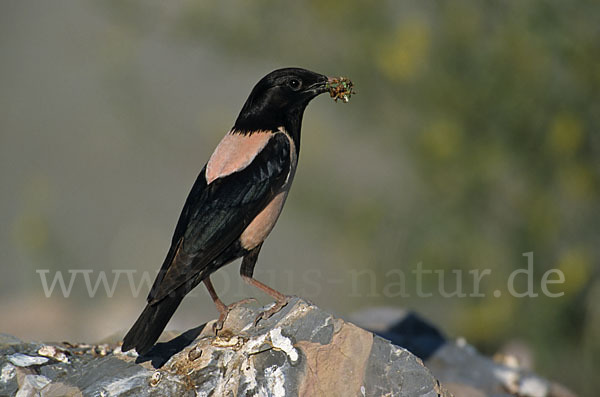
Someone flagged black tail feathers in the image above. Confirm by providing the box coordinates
[121,293,184,355]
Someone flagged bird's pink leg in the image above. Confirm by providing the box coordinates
[239,243,290,325]
[203,277,255,334]
[241,275,290,325]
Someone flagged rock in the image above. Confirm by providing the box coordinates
[7,353,49,367]
[1,297,450,396]
[349,307,446,360]
[0,298,576,397]
[350,307,577,397]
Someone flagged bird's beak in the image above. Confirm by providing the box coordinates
[305,75,331,96]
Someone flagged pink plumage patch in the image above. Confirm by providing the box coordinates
[205,130,274,184]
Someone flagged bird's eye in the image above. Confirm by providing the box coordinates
[287,78,301,91]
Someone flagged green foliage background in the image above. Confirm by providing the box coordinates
[1,1,598,394]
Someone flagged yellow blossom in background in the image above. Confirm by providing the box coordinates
[547,113,583,158]
[377,19,430,82]
[557,248,591,295]
[461,295,516,343]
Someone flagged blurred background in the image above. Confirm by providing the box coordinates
[1,1,598,394]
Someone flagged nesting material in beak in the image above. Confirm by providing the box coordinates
[326,77,356,103]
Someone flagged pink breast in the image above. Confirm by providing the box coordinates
[239,191,289,250]
[205,130,274,184]
[206,128,298,250]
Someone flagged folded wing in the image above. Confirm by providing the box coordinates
[147,132,291,304]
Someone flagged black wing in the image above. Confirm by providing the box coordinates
[147,133,291,303]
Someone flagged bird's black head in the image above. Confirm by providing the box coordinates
[233,68,329,143]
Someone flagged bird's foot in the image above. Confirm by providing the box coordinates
[254,296,290,326]
[213,298,257,334]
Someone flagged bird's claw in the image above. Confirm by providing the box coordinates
[213,298,257,335]
[253,297,290,326]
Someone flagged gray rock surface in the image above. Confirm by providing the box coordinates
[0,298,576,397]
[350,307,577,397]
[1,298,450,397]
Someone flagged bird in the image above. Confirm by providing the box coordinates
[122,67,337,355]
